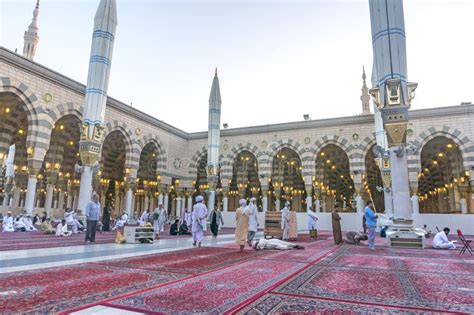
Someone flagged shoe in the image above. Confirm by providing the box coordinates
[369,247,376,251]
[192,241,196,247]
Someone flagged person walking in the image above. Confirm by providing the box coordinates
[85,194,100,243]
[281,201,290,241]
[244,197,259,246]
[102,204,111,231]
[208,206,224,237]
[235,199,249,251]
[331,204,343,245]
[364,200,378,250]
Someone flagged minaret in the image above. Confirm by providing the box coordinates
[77,0,117,213]
[207,68,222,211]
[360,66,371,115]
[23,0,40,60]
[368,0,417,225]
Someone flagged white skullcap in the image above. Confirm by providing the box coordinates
[250,197,256,202]
[195,195,204,202]
[239,199,247,206]
[285,201,290,206]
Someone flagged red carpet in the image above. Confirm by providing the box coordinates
[92,246,270,274]
[0,264,186,314]
[273,245,474,313]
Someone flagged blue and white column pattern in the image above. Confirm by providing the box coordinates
[78,0,117,212]
[207,69,222,211]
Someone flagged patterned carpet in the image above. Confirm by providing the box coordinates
[2,235,472,314]
[0,264,187,314]
[92,246,270,274]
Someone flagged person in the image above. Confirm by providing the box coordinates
[170,219,180,235]
[13,216,27,232]
[179,221,192,235]
[332,204,343,245]
[235,199,249,251]
[380,225,388,238]
[112,212,128,230]
[41,217,55,234]
[85,194,100,243]
[22,214,37,231]
[65,208,82,234]
[32,214,41,226]
[362,215,367,234]
[307,206,318,231]
[345,231,368,245]
[433,227,457,250]
[244,197,259,246]
[102,204,111,231]
[56,219,72,237]
[281,201,290,241]
[364,200,378,250]
[2,211,14,232]
[191,195,208,247]
[152,203,166,239]
[208,206,224,237]
[252,239,304,251]
[138,209,150,227]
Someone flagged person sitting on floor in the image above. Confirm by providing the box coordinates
[112,212,128,230]
[41,217,55,234]
[22,214,37,231]
[13,216,27,232]
[252,238,305,251]
[179,220,192,235]
[170,219,180,235]
[2,211,14,232]
[345,231,368,245]
[56,219,72,237]
[32,214,41,227]
[65,208,82,234]
[433,227,457,250]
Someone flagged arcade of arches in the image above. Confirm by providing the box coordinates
[0,91,473,217]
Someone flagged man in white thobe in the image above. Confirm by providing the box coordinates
[433,227,457,250]
[22,214,36,231]
[281,201,290,241]
[152,203,166,239]
[13,216,27,232]
[2,211,14,232]
[244,197,259,246]
[56,219,72,237]
[252,238,304,251]
[65,208,81,234]
[138,209,149,227]
[192,195,208,247]
[307,207,318,230]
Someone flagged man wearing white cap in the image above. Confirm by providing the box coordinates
[2,211,14,232]
[244,197,259,246]
[235,198,249,251]
[192,195,208,247]
[281,201,290,241]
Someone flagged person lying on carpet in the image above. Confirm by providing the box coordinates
[433,227,457,250]
[345,231,368,245]
[252,239,305,251]
[56,219,72,237]
[41,218,55,234]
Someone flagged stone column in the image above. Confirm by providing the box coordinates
[305,184,312,211]
[144,194,149,211]
[411,195,419,215]
[57,191,65,211]
[45,183,54,216]
[158,191,164,205]
[24,168,40,214]
[261,188,268,212]
[124,180,135,217]
[460,198,468,214]
[11,186,21,208]
[187,196,193,211]
[164,194,169,214]
[176,195,182,219]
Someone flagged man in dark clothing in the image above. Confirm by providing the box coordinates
[170,219,180,236]
[179,221,192,235]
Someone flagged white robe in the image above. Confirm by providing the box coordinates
[307,209,318,230]
[2,216,14,232]
[192,202,208,242]
[22,217,36,231]
[114,214,128,229]
[152,208,166,235]
[56,223,72,237]
[281,207,290,240]
[64,211,80,233]
[138,211,149,226]
[255,239,297,251]
[13,219,26,231]
[433,231,456,249]
[244,203,259,232]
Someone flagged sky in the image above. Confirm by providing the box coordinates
[1,0,473,132]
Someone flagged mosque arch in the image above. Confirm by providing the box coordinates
[314,144,355,212]
[139,133,167,173]
[269,147,305,212]
[103,120,140,173]
[220,143,260,180]
[417,136,472,214]
[135,142,162,212]
[47,102,83,126]
[188,146,207,179]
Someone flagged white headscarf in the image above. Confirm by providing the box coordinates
[239,199,247,206]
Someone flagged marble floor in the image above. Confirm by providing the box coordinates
[0,232,254,274]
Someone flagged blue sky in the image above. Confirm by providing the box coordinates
[1,0,473,132]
